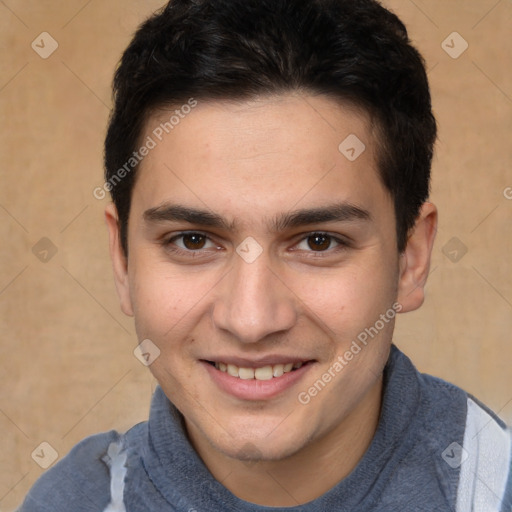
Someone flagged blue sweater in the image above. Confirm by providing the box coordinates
[18,345,512,511]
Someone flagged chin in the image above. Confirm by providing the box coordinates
[220,436,304,463]
[204,418,312,462]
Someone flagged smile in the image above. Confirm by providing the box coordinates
[202,359,315,400]
[208,361,305,380]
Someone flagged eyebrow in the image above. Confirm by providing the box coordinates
[143,204,235,231]
[272,203,371,231]
[143,202,371,232]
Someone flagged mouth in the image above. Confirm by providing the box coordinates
[200,358,316,401]
[203,360,312,381]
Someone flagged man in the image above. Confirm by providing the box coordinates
[19,0,512,510]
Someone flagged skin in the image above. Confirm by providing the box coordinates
[105,93,437,506]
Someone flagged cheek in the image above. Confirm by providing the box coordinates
[290,260,397,336]
[128,257,209,338]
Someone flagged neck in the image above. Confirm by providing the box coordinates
[186,376,383,507]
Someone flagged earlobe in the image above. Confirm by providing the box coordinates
[104,203,134,317]
[397,202,438,313]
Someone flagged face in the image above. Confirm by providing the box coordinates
[106,93,436,462]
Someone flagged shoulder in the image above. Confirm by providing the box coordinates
[412,355,510,457]
[18,428,137,512]
[412,357,512,509]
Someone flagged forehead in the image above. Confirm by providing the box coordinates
[132,94,391,226]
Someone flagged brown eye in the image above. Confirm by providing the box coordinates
[307,233,332,251]
[182,233,207,250]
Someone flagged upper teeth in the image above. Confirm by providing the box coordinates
[215,361,303,380]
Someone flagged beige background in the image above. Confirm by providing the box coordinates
[0,0,511,510]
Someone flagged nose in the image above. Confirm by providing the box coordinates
[212,253,297,344]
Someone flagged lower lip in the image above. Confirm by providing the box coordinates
[201,361,314,401]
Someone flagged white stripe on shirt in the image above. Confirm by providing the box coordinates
[102,440,127,512]
[456,398,512,512]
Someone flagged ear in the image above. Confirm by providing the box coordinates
[104,203,134,317]
[397,202,438,313]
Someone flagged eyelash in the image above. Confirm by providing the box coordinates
[162,231,351,259]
